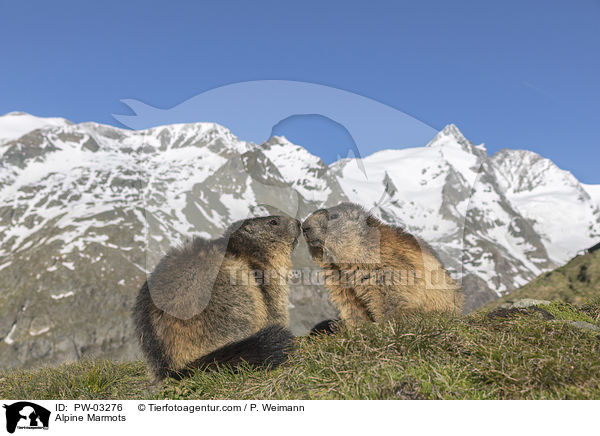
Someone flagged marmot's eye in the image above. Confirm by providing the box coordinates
[269,218,279,226]
[328,213,339,220]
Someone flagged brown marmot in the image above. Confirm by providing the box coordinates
[302,203,462,327]
[133,215,301,380]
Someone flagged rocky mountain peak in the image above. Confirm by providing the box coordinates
[264,135,292,146]
[491,148,583,195]
[427,124,487,157]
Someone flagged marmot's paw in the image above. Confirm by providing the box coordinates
[309,319,341,336]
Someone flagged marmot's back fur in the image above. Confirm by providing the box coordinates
[302,203,462,325]
[133,215,301,379]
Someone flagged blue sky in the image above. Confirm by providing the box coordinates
[1,0,598,182]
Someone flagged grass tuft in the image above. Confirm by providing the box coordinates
[1,301,599,400]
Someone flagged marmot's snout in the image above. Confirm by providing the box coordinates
[288,217,301,248]
[270,215,301,247]
[292,217,301,235]
[301,209,328,247]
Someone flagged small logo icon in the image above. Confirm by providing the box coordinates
[2,402,50,434]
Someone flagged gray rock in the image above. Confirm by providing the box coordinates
[552,320,600,333]
[499,299,551,309]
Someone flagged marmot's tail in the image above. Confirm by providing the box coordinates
[168,325,294,380]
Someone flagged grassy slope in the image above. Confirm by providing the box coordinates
[491,249,600,306]
[2,299,599,400]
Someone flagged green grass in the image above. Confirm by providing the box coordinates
[0,360,154,400]
[542,301,598,324]
[1,299,599,400]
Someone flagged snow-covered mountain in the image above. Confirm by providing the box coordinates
[0,112,71,145]
[491,149,600,261]
[0,113,598,369]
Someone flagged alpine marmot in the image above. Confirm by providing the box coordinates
[133,215,301,380]
[302,203,462,327]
